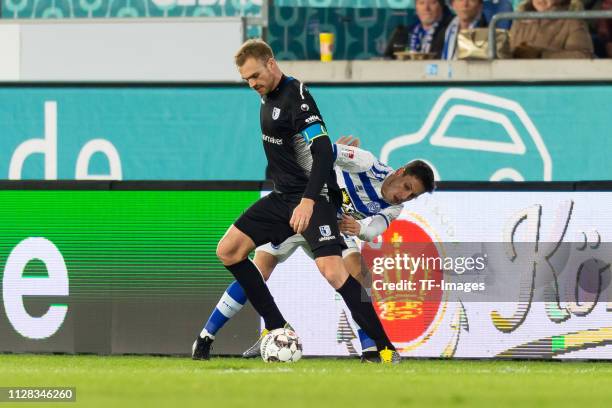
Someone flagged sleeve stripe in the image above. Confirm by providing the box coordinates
[332,143,338,160]
[308,134,327,144]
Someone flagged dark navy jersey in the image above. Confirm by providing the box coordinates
[260,75,339,200]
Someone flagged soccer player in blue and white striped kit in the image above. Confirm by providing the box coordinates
[193,137,435,362]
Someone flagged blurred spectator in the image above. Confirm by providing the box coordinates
[483,0,515,30]
[442,0,488,59]
[510,0,594,58]
[384,0,453,59]
[516,0,585,9]
[597,0,612,57]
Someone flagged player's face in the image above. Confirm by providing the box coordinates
[239,57,277,96]
[383,171,426,205]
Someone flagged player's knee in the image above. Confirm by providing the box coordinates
[253,252,278,281]
[345,253,368,286]
[216,240,242,266]
[349,268,365,286]
[259,265,278,281]
[320,268,347,289]
[316,257,349,289]
[322,271,346,289]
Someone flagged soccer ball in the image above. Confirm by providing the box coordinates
[260,328,303,363]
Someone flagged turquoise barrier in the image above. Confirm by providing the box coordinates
[0,0,261,18]
[274,1,414,7]
[0,87,262,180]
[0,84,609,181]
[0,0,417,19]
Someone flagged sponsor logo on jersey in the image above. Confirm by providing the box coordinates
[305,115,321,124]
[262,134,283,145]
[341,189,355,213]
[272,107,281,120]
[341,149,355,160]
[319,225,332,237]
[301,104,310,111]
[367,201,381,213]
[319,235,337,242]
[340,188,366,220]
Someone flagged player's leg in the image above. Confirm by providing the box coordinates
[199,249,279,339]
[192,252,279,360]
[193,225,259,360]
[212,193,296,339]
[192,278,246,360]
[343,251,369,287]
[342,249,378,361]
[303,198,399,363]
[314,254,396,361]
[216,224,287,331]
[299,237,379,360]
[238,251,280,358]
[242,236,305,358]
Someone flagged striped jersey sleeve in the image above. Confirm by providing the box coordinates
[332,144,376,173]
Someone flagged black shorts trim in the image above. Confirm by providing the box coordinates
[312,244,343,259]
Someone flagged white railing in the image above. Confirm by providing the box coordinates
[488,10,612,59]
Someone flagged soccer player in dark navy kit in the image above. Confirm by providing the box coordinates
[196,39,399,363]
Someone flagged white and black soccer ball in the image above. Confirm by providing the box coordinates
[260,328,303,363]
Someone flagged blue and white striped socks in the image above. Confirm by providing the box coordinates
[200,280,247,339]
[357,328,377,352]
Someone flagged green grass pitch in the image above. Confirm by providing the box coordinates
[0,354,611,408]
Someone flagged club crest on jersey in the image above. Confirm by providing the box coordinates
[272,107,281,120]
[319,225,332,237]
[367,202,381,213]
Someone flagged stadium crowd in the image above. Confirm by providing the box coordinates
[384,0,612,59]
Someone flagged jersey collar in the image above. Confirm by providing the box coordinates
[269,74,291,96]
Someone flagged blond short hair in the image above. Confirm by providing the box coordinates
[234,39,274,67]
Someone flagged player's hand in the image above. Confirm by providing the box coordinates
[339,214,361,236]
[290,198,315,234]
[336,135,361,147]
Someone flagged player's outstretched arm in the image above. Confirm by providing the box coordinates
[340,206,401,241]
[333,143,377,173]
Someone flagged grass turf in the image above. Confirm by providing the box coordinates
[0,355,611,408]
